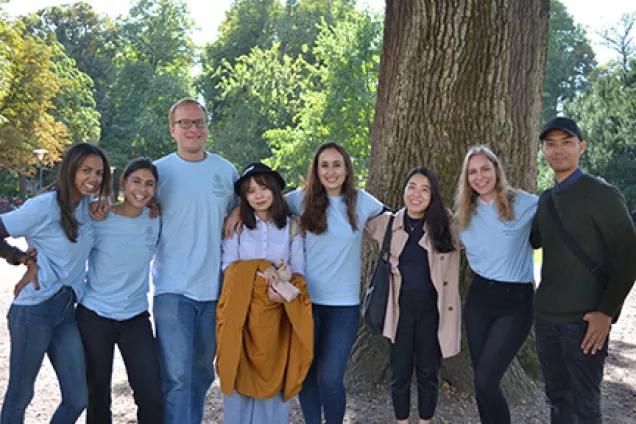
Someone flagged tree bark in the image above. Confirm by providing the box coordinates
[348,0,549,401]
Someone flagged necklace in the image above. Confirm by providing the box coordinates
[404,214,423,233]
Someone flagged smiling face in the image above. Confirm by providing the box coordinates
[122,168,156,209]
[245,176,274,218]
[467,154,498,202]
[403,173,431,218]
[541,129,586,182]
[73,154,104,201]
[317,148,347,196]
[170,102,208,161]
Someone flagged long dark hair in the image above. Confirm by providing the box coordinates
[301,142,357,234]
[239,173,289,230]
[404,167,455,253]
[56,144,111,242]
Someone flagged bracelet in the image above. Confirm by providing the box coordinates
[6,251,32,266]
[24,253,36,265]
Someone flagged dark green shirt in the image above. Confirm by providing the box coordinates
[531,174,636,323]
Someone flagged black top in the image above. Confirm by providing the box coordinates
[398,215,434,292]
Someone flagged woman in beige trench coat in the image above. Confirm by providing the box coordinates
[366,167,461,424]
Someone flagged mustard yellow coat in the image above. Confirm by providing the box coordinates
[216,259,313,401]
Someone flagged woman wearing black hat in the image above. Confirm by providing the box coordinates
[218,162,310,423]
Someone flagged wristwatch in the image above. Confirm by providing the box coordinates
[7,251,36,266]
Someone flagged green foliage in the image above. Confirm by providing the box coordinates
[197,0,357,112]
[101,0,196,168]
[265,9,383,187]
[542,0,596,126]
[563,13,636,208]
[276,0,357,60]
[0,168,19,197]
[212,43,311,168]
[197,0,282,115]
[122,0,196,72]
[22,2,120,135]
[0,15,70,173]
[50,49,101,144]
[101,61,193,168]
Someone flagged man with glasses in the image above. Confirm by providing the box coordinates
[152,98,238,423]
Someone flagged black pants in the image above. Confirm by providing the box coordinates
[535,317,607,424]
[76,305,164,424]
[465,274,534,424]
[389,290,441,421]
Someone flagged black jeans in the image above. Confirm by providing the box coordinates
[389,290,441,421]
[535,317,607,424]
[465,274,534,424]
[76,305,164,424]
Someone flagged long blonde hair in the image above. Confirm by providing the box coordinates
[454,145,517,229]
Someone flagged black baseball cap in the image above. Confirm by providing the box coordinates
[539,117,583,141]
[234,162,285,195]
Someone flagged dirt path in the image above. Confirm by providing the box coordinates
[0,238,634,423]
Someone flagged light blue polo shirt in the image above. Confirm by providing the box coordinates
[81,209,160,320]
[459,191,538,283]
[2,192,93,306]
[152,152,238,301]
[286,189,383,306]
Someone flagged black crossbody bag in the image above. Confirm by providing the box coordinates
[362,215,395,334]
[545,190,621,322]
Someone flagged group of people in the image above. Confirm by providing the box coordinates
[0,95,634,424]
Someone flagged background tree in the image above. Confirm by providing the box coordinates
[348,0,550,399]
[197,0,282,116]
[0,16,69,173]
[565,12,636,209]
[22,2,120,140]
[212,43,312,167]
[101,0,195,169]
[542,0,596,126]
[265,9,383,187]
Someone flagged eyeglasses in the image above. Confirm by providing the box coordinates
[172,119,208,129]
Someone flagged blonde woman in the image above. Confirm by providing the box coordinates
[454,146,537,424]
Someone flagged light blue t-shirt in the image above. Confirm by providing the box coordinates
[286,189,383,306]
[459,191,538,283]
[81,209,160,320]
[2,192,93,306]
[152,152,238,301]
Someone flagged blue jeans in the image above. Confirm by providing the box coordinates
[153,294,217,424]
[299,304,359,424]
[1,286,88,424]
[465,275,534,424]
[535,317,607,424]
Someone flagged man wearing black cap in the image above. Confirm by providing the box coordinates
[531,117,636,423]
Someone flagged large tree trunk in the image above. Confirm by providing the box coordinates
[347,0,549,401]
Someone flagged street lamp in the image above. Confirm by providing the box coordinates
[32,149,49,190]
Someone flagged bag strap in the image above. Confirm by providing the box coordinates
[377,215,395,262]
[545,189,609,286]
[289,217,299,244]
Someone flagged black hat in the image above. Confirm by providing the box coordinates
[539,117,583,141]
[234,162,285,196]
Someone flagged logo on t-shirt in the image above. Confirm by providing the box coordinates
[211,174,229,198]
